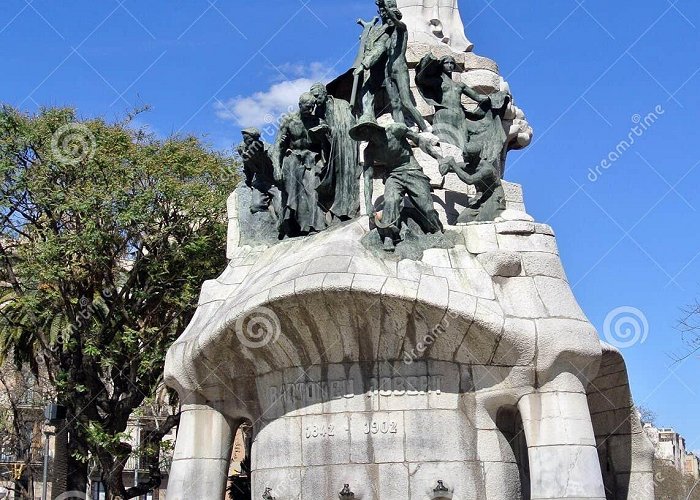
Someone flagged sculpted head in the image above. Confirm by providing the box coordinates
[299,92,316,118]
[440,55,457,75]
[309,83,328,107]
[464,142,483,165]
[241,127,261,147]
[377,0,402,25]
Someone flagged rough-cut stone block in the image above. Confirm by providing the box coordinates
[497,233,559,254]
[405,410,476,462]
[448,245,480,268]
[493,276,547,319]
[251,469,301,500]
[498,209,534,222]
[462,68,501,93]
[397,258,432,282]
[496,221,536,235]
[493,317,536,366]
[350,412,406,463]
[534,276,588,321]
[477,251,523,277]
[464,52,500,73]
[502,181,524,204]
[226,218,240,259]
[521,252,567,280]
[301,414,351,466]
[408,461,486,499]
[464,223,499,254]
[252,417,302,470]
[421,248,451,267]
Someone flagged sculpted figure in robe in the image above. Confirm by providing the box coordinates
[395,0,473,52]
[351,0,430,132]
[274,93,331,237]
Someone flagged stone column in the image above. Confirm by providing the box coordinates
[166,404,236,500]
[518,389,606,500]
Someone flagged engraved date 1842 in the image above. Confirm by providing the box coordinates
[305,423,335,439]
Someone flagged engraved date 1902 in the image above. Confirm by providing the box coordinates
[363,420,398,435]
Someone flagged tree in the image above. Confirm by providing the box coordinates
[676,300,700,362]
[0,105,236,499]
[636,404,657,426]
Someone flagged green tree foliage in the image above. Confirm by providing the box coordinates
[0,105,236,498]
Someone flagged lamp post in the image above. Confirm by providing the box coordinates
[41,423,53,500]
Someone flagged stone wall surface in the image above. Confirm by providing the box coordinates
[164,209,653,499]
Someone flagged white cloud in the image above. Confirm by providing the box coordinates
[215,62,333,128]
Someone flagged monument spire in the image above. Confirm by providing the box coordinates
[396,0,474,52]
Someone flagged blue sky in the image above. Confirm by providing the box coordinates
[1,1,699,449]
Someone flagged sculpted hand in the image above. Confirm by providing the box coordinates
[439,157,456,177]
[353,65,364,77]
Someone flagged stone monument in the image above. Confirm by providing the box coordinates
[163,1,655,499]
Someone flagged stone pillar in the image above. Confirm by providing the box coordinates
[519,389,606,500]
[166,404,236,500]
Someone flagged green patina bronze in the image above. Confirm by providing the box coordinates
[237,128,281,217]
[274,92,331,237]
[440,142,506,223]
[350,0,429,132]
[415,53,489,150]
[311,83,361,221]
[351,121,444,251]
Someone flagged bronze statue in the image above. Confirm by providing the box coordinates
[274,92,331,237]
[310,83,361,221]
[440,142,505,222]
[465,90,512,178]
[351,121,444,251]
[351,0,430,132]
[415,53,488,150]
[237,128,280,216]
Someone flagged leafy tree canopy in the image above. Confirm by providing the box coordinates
[0,105,236,498]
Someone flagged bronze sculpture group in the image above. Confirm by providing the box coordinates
[236,0,513,250]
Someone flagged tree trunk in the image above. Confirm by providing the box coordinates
[65,454,88,498]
